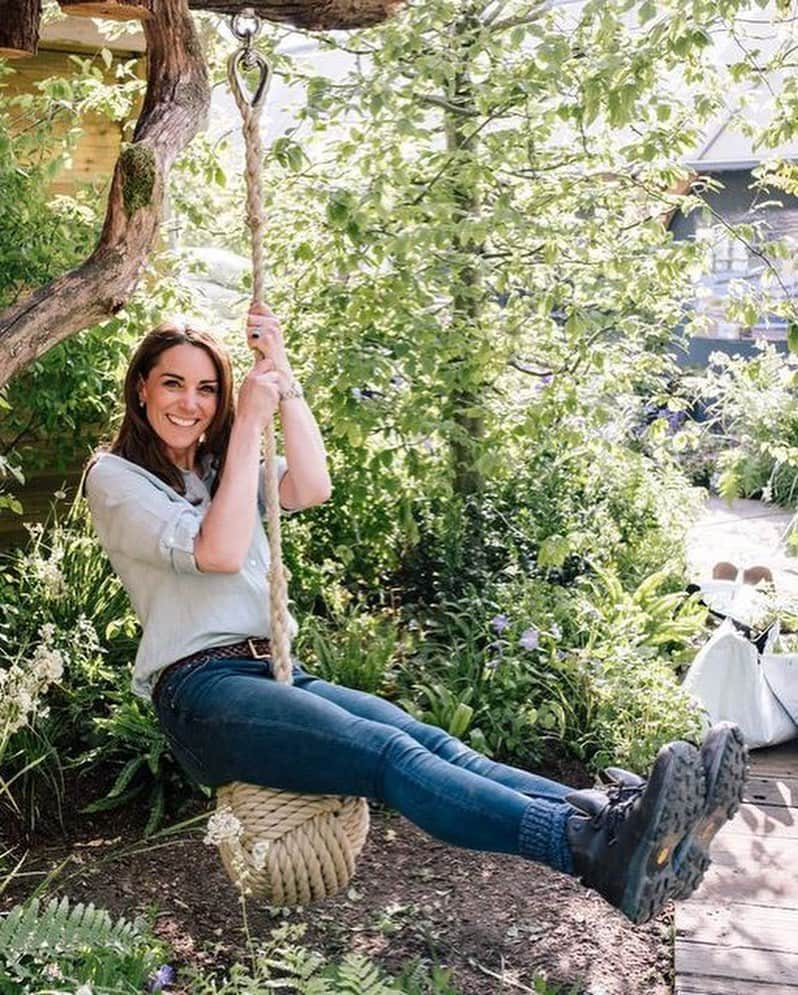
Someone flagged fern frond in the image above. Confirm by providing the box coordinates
[0,896,146,963]
[332,954,402,995]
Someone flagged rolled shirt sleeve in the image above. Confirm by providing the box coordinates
[85,457,203,575]
[257,455,289,517]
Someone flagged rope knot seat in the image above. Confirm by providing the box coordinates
[216,785,370,905]
[213,13,369,906]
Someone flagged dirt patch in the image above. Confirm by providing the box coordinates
[3,766,674,995]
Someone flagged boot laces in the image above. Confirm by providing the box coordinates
[594,782,646,844]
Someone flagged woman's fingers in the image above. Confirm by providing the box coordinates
[246,304,292,380]
[238,368,281,427]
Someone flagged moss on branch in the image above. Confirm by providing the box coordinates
[120,143,157,217]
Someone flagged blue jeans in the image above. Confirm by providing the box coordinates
[153,656,574,873]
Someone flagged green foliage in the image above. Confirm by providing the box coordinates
[579,563,708,663]
[398,584,588,763]
[689,345,798,507]
[570,566,707,769]
[78,694,175,836]
[0,896,165,994]
[182,923,458,994]
[295,591,409,694]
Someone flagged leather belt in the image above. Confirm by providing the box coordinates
[152,636,271,705]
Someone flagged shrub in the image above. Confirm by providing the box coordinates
[690,344,798,508]
[0,497,197,834]
[295,587,410,694]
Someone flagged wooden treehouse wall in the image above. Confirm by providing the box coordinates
[3,20,145,195]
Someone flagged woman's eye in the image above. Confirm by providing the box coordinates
[201,385,218,394]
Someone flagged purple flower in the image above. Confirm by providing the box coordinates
[148,966,176,992]
[519,627,539,651]
[540,373,554,385]
[665,410,686,434]
[491,614,509,634]
[550,623,561,640]
[350,387,364,401]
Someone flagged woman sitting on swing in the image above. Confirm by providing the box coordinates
[85,303,747,926]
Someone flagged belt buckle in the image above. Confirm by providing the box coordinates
[247,637,270,660]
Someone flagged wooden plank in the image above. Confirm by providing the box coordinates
[750,743,798,779]
[710,832,798,870]
[677,978,798,995]
[676,904,798,953]
[688,844,798,907]
[718,803,798,839]
[744,776,798,808]
[675,940,798,986]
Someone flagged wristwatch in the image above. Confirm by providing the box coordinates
[279,379,304,402]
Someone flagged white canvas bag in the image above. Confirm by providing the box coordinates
[683,618,798,749]
[762,638,798,731]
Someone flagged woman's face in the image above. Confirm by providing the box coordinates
[138,343,219,466]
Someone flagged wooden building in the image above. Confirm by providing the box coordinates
[2,14,145,195]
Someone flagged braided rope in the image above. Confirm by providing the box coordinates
[219,39,370,906]
[227,49,292,685]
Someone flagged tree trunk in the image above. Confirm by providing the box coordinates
[0,0,210,387]
[0,0,42,58]
[444,10,485,506]
[58,0,154,20]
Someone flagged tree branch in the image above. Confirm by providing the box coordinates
[417,93,480,117]
[0,0,210,387]
[185,0,404,30]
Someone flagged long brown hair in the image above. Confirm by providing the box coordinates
[108,320,236,496]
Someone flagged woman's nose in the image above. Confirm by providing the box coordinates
[177,391,201,412]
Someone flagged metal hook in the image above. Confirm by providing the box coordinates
[229,48,272,111]
[230,8,262,45]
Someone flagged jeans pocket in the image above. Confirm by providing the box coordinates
[160,657,213,713]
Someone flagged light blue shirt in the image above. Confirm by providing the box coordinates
[85,452,296,700]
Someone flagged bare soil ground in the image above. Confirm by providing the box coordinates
[3,757,674,995]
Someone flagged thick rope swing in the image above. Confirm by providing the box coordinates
[215,13,369,905]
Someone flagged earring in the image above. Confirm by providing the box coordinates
[138,398,145,409]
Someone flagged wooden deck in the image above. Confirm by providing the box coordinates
[674,740,798,995]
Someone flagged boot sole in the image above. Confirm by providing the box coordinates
[671,723,748,900]
[621,741,706,924]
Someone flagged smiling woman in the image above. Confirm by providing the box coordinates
[105,319,237,499]
[137,344,220,472]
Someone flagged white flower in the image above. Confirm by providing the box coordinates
[15,688,33,717]
[204,808,242,845]
[32,646,65,683]
[75,985,93,995]
[251,840,270,870]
